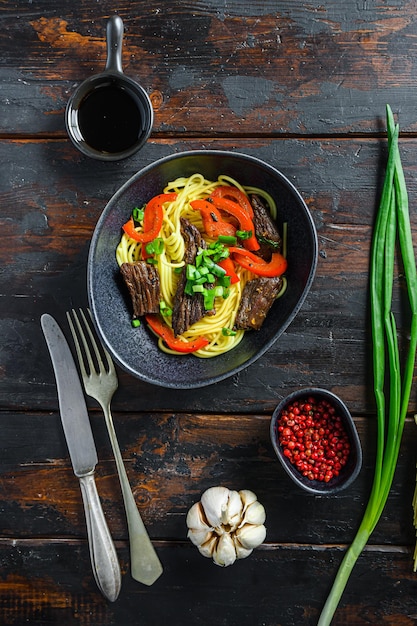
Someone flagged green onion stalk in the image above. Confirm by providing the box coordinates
[318,105,417,625]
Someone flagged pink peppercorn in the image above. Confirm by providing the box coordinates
[277,396,351,482]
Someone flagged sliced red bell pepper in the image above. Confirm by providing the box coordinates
[145,314,209,353]
[190,199,236,238]
[122,193,177,243]
[210,186,254,218]
[218,257,240,284]
[228,246,287,278]
[210,196,259,251]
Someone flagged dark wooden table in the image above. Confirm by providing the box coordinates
[2,2,417,624]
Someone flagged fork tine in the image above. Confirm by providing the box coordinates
[86,309,116,376]
[67,309,96,376]
[78,309,105,375]
[69,308,116,377]
[66,309,89,378]
[76,309,107,376]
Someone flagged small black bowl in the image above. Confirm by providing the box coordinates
[270,388,362,495]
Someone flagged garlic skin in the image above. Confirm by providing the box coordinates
[198,534,217,559]
[234,540,253,560]
[214,533,237,567]
[242,500,266,526]
[200,486,229,528]
[235,523,267,549]
[186,502,210,532]
[186,486,266,567]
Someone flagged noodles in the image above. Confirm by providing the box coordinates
[116,174,283,358]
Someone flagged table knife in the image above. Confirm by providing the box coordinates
[41,313,121,602]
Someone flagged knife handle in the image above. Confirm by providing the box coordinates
[79,472,121,602]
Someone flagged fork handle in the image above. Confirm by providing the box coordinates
[103,405,163,585]
[79,472,122,601]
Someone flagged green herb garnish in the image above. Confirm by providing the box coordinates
[236,229,252,240]
[145,237,164,255]
[132,206,145,223]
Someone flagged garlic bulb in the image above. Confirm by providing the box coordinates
[186,486,266,567]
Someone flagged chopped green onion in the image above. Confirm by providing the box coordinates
[159,301,172,317]
[217,250,229,262]
[217,275,231,288]
[186,264,196,280]
[217,250,230,262]
[203,256,215,270]
[211,263,227,278]
[195,249,204,267]
[208,241,230,262]
[222,327,237,336]
[203,289,216,310]
[153,238,164,254]
[218,235,237,245]
[184,244,233,310]
[132,206,145,222]
[145,238,164,255]
[131,319,141,328]
[318,105,417,625]
[236,229,252,240]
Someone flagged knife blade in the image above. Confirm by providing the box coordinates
[41,313,121,602]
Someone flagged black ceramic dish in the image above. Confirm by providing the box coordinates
[87,150,318,388]
[270,388,362,495]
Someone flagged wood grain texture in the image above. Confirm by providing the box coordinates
[0,540,415,626]
[0,410,415,547]
[3,0,417,623]
[1,1,417,136]
[1,138,417,414]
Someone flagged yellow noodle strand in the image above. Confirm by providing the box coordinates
[115,174,282,358]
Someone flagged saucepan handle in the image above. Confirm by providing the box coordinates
[105,15,124,74]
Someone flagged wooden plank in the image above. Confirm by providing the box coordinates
[0,411,415,548]
[1,1,417,135]
[0,539,414,625]
[1,137,417,413]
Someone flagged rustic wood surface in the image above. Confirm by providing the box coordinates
[2,1,417,624]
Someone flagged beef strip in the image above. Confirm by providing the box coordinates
[120,261,160,318]
[172,218,214,336]
[233,196,284,330]
[250,193,282,261]
[235,275,282,330]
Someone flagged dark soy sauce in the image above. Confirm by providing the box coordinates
[77,84,143,154]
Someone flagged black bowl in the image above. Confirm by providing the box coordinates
[87,150,318,388]
[270,388,362,495]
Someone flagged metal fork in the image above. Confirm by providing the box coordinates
[67,308,163,586]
